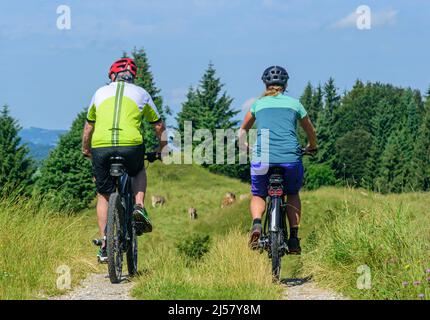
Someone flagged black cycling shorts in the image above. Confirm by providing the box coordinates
[91,144,145,195]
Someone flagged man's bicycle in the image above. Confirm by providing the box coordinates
[258,148,316,281]
[93,152,161,284]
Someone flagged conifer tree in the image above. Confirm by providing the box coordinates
[410,88,430,190]
[0,105,35,191]
[176,63,239,138]
[36,111,94,212]
[130,48,171,150]
[315,78,340,165]
[310,84,323,124]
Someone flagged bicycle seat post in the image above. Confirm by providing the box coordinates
[110,157,125,177]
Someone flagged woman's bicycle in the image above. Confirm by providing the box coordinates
[258,148,316,281]
[93,152,161,284]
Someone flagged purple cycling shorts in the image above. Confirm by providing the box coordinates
[251,162,304,197]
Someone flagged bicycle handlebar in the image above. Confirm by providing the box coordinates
[301,147,318,157]
[145,152,162,163]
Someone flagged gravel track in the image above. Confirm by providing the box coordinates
[52,273,346,300]
[51,273,135,300]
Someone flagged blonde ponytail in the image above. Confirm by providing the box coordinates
[262,85,285,97]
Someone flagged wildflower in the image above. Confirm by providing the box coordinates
[402,281,409,287]
[413,281,421,286]
[418,294,425,300]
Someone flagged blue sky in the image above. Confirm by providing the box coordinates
[0,0,429,129]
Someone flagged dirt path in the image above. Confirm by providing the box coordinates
[51,273,135,300]
[52,273,346,300]
[282,278,348,300]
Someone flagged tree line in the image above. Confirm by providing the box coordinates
[1,47,429,212]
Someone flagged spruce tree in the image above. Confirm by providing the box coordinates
[0,105,35,192]
[298,82,313,145]
[176,63,239,138]
[300,82,313,116]
[410,90,430,190]
[176,63,244,179]
[196,63,239,131]
[36,111,94,212]
[324,77,341,116]
[130,48,171,150]
[377,125,414,193]
[310,84,323,124]
[315,78,340,165]
[335,129,372,185]
[176,86,201,142]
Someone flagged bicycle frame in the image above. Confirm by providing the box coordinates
[263,168,287,233]
[116,174,134,247]
[260,168,288,258]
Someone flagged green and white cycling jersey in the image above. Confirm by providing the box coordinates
[87,81,161,148]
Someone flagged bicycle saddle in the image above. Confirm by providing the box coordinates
[268,167,284,184]
[109,157,125,177]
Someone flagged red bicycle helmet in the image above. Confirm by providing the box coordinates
[108,58,137,79]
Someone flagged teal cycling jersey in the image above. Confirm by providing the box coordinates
[251,94,308,164]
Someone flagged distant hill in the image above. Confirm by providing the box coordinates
[20,127,66,161]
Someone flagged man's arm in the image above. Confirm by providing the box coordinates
[82,121,95,157]
[299,116,318,150]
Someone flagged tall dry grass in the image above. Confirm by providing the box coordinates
[299,188,430,300]
[133,230,283,300]
[0,195,99,299]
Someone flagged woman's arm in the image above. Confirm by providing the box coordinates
[238,111,256,151]
[241,111,256,131]
[299,116,318,150]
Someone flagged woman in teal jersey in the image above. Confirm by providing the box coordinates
[239,66,318,254]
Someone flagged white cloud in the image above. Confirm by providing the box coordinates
[332,8,397,29]
[169,88,188,105]
[241,97,257,112]
[373,9,398,27]
[167,87,189,114]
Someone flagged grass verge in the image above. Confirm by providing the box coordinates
[0,195,99,299]
[298,188,430,300]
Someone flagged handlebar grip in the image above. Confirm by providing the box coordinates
[145,152,162,163]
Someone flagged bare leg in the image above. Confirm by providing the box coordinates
[286,194,301,228]
[132,168,147,207]
[96,194,109,245]
[249,195,266,247]
[250,195,266,220]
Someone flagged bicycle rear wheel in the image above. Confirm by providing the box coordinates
[107,193,124,284]
[270,231,282,281]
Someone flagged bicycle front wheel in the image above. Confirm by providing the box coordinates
[106,193,124,284]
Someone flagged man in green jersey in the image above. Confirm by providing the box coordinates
[82,58,167,262]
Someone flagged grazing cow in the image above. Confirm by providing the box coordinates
[221,192,236,208]
[188,208,198,220]
[151,196,166,208]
